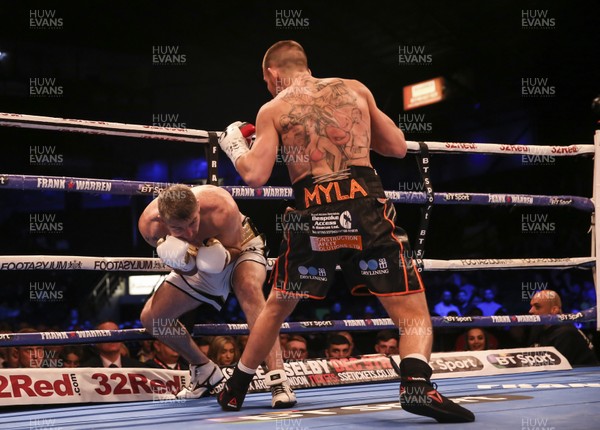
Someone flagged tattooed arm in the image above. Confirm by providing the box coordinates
[361,83,407,158]
[234,102,280,188]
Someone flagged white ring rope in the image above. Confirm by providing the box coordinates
[0,112,594,155]
[0,255,593,272]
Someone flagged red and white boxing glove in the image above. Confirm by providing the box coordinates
[156,236,197,272]
[218,121,256,166]
[196,238,231,274]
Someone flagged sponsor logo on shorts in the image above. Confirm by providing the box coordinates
[310,235,362,251]
[311,212,357,233]
[298,265,327,281]
[359,258,389,276]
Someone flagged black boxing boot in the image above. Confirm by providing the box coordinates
[217,366,254,411]
[391,357,475,423]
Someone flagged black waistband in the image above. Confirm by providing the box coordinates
[292,166,385,209]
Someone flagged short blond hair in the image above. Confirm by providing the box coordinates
[262,40,308,72]
[157,184,197,222]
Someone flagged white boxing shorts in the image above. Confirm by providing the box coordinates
[164,219,267,310]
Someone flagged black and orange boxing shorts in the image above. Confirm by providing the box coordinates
[271,166,425,299]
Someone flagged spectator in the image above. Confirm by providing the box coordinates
[146,340,188,370]
[5,329,45,368]
[433,290,461,316]
[528,290,598,366]
[374,329,399,355]
[237,335,249,354]
[208,336,239,367]
[81,321,143,368]
[137,339,155,363]
[61,346,83,368]
[476,289,505,316]
[195,337,212,356]
[325,334,351,359]
[0,330,10,368]
[283,335,309,361]
[455,328,498,351]
[455,289,475,316]
[279,333,291,351]
[337,331,360,356]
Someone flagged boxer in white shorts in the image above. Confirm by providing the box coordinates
[138,183,295,407]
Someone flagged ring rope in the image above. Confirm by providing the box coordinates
[0,112,594,155]
[0,307,595,347]
[0,173,593,211]
[0,112,215,143]
[0,255,593,271]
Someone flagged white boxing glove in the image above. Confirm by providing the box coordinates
[196,238,231,274]
[218,121,256,166]
[156,235,196,272]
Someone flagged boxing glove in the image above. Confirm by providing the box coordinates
[196,238,231,274]
[218,121,256,166]
[156,235,197,272]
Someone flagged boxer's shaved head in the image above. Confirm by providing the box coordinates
[262,40,308,73]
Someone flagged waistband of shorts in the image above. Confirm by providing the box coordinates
[292,166,385,209]
[241,216,261,246]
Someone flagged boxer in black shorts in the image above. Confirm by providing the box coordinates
[217,40,474,423]
[274,166,424,299]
